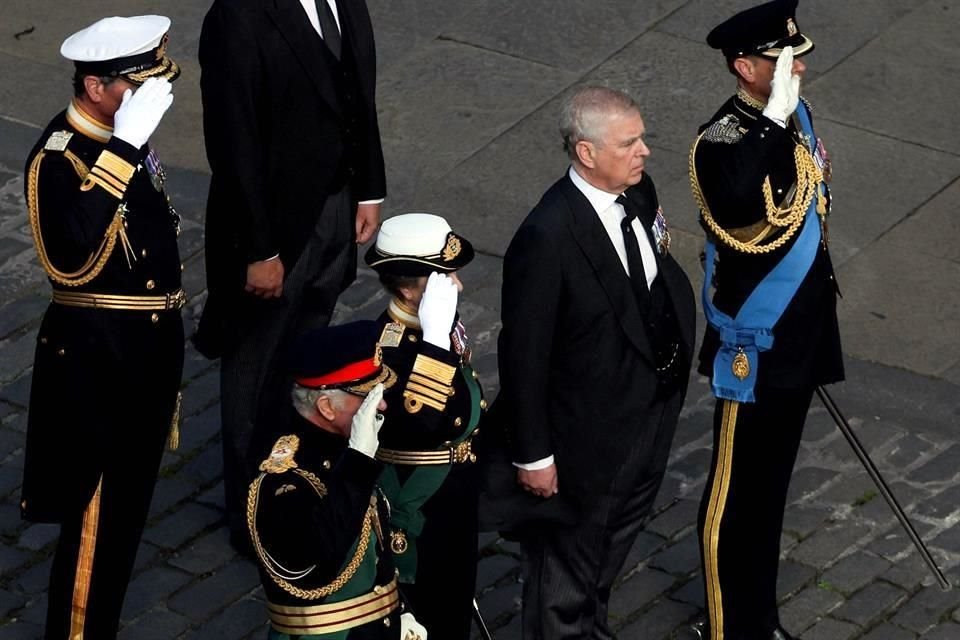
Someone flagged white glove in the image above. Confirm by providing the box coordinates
[347,384,385,459]
[112,77,174,149]
[400,612,428,640]
[762,46,800,128]
[418,272,458,350]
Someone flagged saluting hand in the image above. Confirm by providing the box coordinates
[113,77,174,149]
[762,45,801,126]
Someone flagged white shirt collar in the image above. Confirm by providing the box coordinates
[567,166,620,215]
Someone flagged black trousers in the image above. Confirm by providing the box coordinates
[42,319,183,639]
[697,385,815,640]
[400,463,479,640]
[220,189,355,543]
[520,389,683,640]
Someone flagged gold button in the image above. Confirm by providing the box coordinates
[454,417,462,427]
[408,335,417,343]
[323,460,331,470]
[141,248,148,258]
[383,618,391,627]
[472,370,479,379]
[40,337,47,345]
[57,348,65,356]
[150,313,159,323]
[479,399,488,410]
[180,263,185,272]
[146,279,156,290]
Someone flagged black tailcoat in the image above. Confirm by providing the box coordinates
[195,0,386,355]
[497,173,696,516]
[21,111,184,522]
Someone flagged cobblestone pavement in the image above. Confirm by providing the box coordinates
[2,0,960,638]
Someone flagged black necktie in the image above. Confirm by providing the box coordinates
[617,195,651,317]
[315,0,341,60]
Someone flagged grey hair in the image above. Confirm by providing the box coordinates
[559,85,642,161]
[291,384,349,416]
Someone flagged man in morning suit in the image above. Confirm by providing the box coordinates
[195,0,387,552]
[365,213,486,639]
[21,16,184,638]
[498,85,696,639]
[247,321,428,639]
[688,2,843,639]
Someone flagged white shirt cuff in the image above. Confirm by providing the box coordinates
[358,198,384,205]
[513,455,555,471]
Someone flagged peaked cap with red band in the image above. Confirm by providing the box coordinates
[290,321,396,395]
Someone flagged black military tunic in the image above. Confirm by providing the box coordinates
[373,300,485,640]
[21,101,184,638]
[248,416,400,639]
[691,91,843,639]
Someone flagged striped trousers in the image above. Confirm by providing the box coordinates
[698,386,815,640]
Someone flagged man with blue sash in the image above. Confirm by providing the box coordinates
[688,2,844,639]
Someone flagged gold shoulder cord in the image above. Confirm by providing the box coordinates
[689,132,823,254]
[247,472,376,600]
[27,149,132,286]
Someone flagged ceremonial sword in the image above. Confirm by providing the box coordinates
[817,386,950,590]
[473,598,494,640]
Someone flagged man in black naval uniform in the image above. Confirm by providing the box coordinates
[20,15,184,640]
[247,321,427,639]
[364,213,485,640]
[689,2,844,639]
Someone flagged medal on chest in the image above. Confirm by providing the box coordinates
[144,146,166,192]
[651,207,671,256]
[451,321,471,365]
[814,137,832,184]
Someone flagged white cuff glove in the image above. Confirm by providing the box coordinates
[400,612,428,640]
[347,384,385,459]
[762,46,800,128]
[418,272,458,350]
[112,77,174,149]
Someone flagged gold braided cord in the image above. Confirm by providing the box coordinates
[27,149,126,286]
[689,132,822,254]
[247,473,375,600]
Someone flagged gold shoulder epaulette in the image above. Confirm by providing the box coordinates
[403,354,456,414]
[379,322,404,348]
[259,435,300,474]
[44,131,73,152]
[701,114,743,144]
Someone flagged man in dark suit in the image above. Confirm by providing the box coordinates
[498,85,696,639]
[195,0,386,550]
[21,16,183,638]
[688,2,843,639]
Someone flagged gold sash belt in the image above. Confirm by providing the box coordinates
[52,289,186,311]
[376,435,477,466]
[267,576,399,635]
